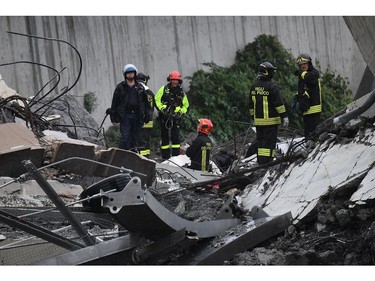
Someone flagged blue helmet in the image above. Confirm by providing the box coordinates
[122,64,138,75]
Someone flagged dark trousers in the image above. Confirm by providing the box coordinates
[119,113,140,152]
[303,113,320,139]
[160,117,180,160]
[256,125,278,165]
[138,127,152,157]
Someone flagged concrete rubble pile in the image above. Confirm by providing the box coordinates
[1,74,375,265]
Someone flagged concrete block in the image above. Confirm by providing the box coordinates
[94,148,156,187]
[0,146,44,177]
[51,141,96,176]
[0,123,44,177]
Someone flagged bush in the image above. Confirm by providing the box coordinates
[104,125,120,148]
[183,34,352,143]
[83,92,97,113]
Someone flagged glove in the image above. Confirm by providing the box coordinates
[282,117,289,127]
[159,104,167,114]
[105,108,112,115]
[110,114,119,123]
[292,99,297,111]
[174,106,184,118]
[294,69,300,76]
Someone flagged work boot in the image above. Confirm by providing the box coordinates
[172,148,180,156]
[161,149,170,160]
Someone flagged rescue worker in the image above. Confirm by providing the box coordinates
[249,61,289,165]
[108,64,150,152]
[155,70,189,160]
[293,53,322,139]
[185,118,213,172]
[135,72,155,158]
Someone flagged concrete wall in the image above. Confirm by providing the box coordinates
[0,16,366,128]
[344,16,375,99]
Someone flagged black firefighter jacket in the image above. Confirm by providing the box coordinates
[186,133,213,172]
[296,66,322,115]
[249,77,287,126]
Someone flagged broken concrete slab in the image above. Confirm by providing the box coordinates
[0,178,83,198]
[0,123,44,177]
[239,128,375,224]
[0,123,41,150]
[94,148,156,187]
[0,146,44,177]
[41,132,156,187]
[156,161,221,183]
[50,141,97,175]
[350,166,375,205]
[41,131,99,175]
[42,93,106,147]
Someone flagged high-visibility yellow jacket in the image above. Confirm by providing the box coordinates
[155,84,189,116]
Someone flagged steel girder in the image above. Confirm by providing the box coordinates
[34,233,146,265]
[179,211,293,264]
[0,209,85,251]
[102,177,241,241]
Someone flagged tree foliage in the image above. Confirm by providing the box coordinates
[83,91,97,113]
[182,34,352,143]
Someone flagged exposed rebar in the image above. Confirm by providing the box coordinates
[7,31,83,114]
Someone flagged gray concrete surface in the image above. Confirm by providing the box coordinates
[344,16,375,98]
[0,16,367,129]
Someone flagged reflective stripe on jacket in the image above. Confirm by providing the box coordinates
[249,77,287,126]
[155,84,189,114]
[297,67,322,115]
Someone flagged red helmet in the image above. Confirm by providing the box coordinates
[197,118,213,135]
[168,70,182,81]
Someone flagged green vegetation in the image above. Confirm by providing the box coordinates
[105,34,352,149]
[104,125,121,148]
[83,91,97,113]
[183,34,352,143]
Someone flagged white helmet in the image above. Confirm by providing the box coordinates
[122,64,138,75]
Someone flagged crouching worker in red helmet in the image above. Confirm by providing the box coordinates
[185,118,213,172]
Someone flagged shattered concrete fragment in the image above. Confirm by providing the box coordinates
[95,148,156,187]
[239,129,375,224]
[50,140,97,175]
[350,166,375,205]
[0,123,44,177]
